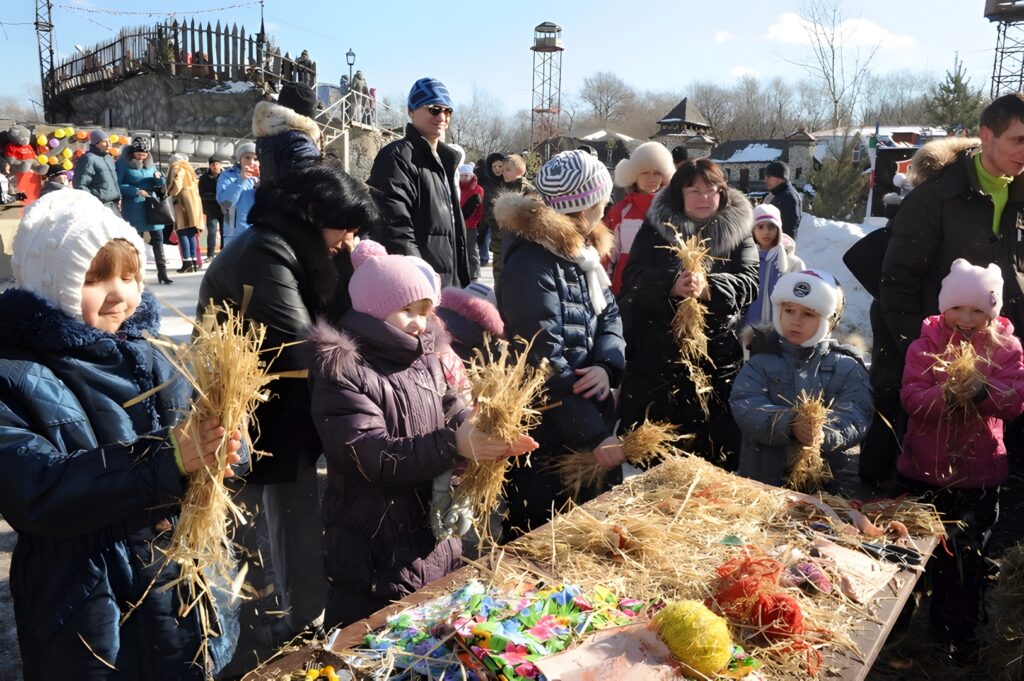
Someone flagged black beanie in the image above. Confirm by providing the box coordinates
[671,145,688,163]
[765,161,789,180]
[278,82,318,118]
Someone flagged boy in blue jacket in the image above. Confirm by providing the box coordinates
[0,190,241,679]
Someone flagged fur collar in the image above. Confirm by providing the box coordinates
[169,159,198,185]
[644,186,753,259]
[0,288,160,353]
[906,137,980,187]
[306,319,362,384]
[493,193,613,260]
[252,100,322,143]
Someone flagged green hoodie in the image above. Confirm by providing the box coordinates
[975,153,1013,234]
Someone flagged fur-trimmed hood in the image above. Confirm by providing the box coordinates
[305,311,438,384]
[906,136,980,187]
[493,193,613,260]
[252,100,322,143]
[644,186,753,259]
[437,286,504,339]
[0,287,160,353]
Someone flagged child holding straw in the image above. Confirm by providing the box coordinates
[730,270,872,488]
[307,240,537,628]
[898,259,1024,660]
[0,191,241,678]
[494,150,627,536]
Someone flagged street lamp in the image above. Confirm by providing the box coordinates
[346,48,355,82]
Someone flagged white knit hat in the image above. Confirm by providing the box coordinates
[535,150,612,215]
[771,269,841,347]
[613,142,674,189]
[752,204,782,228]
[12,190,146,320]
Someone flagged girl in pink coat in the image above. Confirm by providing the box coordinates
[898,258,1024,660]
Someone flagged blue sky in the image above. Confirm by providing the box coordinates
[0,0,999,115]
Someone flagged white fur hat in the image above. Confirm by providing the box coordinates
[13,190,146,320]
[938,258,1003,319]
[613,142,675,188]
[771,269,841,347]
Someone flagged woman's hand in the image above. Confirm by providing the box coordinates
[174,418,242,476]
[137,189,150,198]
[455,419,538,462]
[573,366,610,400]
[671,271,708,300]
[593,435,626,470]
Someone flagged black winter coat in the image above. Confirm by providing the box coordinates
[198,170,223,220]
[198,208,339,484]
[765,179,802,238]
[618,187,757,463]
[307,312,466,627]
[494,194,626,532]
[881,137,1024,355]
[368,124,474,287]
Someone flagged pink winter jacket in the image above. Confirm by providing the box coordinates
[898,315,1024,488]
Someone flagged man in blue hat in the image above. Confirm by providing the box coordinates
[367,76,474,287]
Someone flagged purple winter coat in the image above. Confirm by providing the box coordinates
[307,310,467,626]
[899,314,1024,488]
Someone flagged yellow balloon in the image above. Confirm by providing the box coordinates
[109,134,119,144]
[36,135,47,147]
[61,148,72,158]
[65,127,75,137]
[62,159,74,170]
[47,156,59,165]
[54,129,65,139]
[35,154,48,164]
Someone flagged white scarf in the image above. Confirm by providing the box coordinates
[573,245,612,315]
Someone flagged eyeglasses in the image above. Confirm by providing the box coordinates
[683,188,720,200]
[426,105,454,117]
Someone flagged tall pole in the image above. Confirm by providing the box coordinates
[35,0,56,122]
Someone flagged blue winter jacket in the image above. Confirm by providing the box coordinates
[729,330,873,487]
[0,289,238,679]
[116,156,166,232]
[216,165,258,244]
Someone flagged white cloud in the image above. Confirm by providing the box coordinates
[763,11,915,49]
[714,31,734,44]
[730,65,758,78]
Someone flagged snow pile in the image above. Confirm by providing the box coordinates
[199,81,255,94]
[792,213,873,354]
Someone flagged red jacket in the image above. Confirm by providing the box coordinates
[459,174,485,230]
[899,315,1024,488]
[605,191,655,296]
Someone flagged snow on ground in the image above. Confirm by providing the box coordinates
[199,80,255,94]
[791,212,874,355]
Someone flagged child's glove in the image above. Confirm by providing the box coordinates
[428,470,474,541]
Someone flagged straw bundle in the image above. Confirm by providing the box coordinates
[786,390,833,493]
[927,340,993,419]
[454,336,550,545]
[664,233,714,416]
[137,300,283,663]
[555,420,684,500]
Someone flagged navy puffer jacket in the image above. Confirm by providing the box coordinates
[252,100,322,185]
[0,289,238,679]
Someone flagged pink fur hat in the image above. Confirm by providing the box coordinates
[938,258,1003,319]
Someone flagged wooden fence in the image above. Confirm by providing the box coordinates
[51,20,316,96]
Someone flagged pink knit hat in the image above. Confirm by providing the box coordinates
[348,239,440,320]
[938,258,1003,319]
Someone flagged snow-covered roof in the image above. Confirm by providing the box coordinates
[812,125,947,138]
[579,129,635,142]
[710,142,785,164]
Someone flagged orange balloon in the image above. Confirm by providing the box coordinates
[110,147,120,157]
[76,130,88,141]
[47,156,58,165]
[74,149,85,158]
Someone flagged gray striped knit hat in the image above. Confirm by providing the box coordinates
[535,150,612,215]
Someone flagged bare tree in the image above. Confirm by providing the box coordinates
[579,71,635,124]
[858,70,933,126]
[447,88,512,159]
[688,81,733,139]
[793,0,879,129]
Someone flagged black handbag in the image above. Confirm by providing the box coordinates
[144,194,175,226]
[842,225,890,301]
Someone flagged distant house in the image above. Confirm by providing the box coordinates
[534,128,641,169]
[709,129,817,194]
[651,98,716,158]
[812,125,947,164]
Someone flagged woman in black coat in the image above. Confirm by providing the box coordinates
[618,159,757,470]
[198,159,379,670]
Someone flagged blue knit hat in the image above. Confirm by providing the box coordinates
[408,77,453,111]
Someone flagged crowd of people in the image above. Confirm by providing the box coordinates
[2,71,1024,679]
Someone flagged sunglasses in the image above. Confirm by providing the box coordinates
[426,105,454,117]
